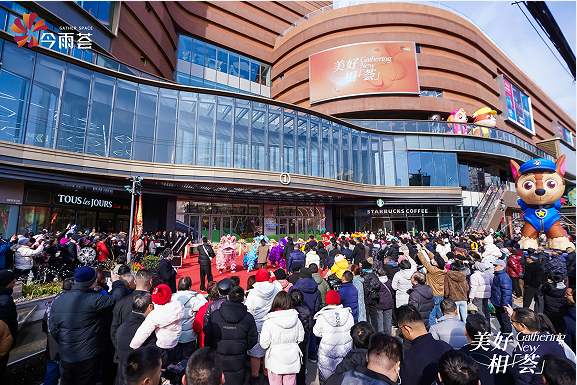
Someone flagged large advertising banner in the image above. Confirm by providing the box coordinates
[309,41,419,104]
[497,75,535,135]
[503,78,516,121]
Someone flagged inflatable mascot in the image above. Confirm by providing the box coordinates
[447,108,467,134]
[471,107,496,137]
[215,235,237,274]
[511,155,574,250]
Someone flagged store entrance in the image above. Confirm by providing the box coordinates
[382,219,417,234]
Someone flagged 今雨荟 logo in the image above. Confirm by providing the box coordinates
[9,12,47,48]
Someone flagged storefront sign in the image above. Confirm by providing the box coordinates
[376,199,385,207]
[367,208,429,216]
[309,41,419,104]
[55,193,113,208]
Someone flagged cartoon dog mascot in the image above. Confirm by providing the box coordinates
[471,107,496,137]
[447,108,467,134]
[511,155,574,250]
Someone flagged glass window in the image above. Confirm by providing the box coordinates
[394,136,408,185]
[297,114,308,175]
[432,136,444,149]
[250,60,260,83]
[178,35,192,61]
[239,56,250,80]
[474,138,484,152]
[361,132,370,184]
[342,126,351,181]
[446,153,458,187]
[154,88,177,163]
[204,44,217,69]
[420,152,434,186]
[408,152,421,186]
[57,65,92,153]
[229,52,240,76]
[86,73,115,157]
[196,95,215,166]
[110,80,137,159]
[433,152,447,186]
[322,119,330,178]
[418,135,431,149]
[132,85,158,161]
[459,164,469,190]
[283,110,295,173]
[443,136,456,150]
[465,138,475,151]
[25,55,65,148]
[203,80,216,89]
[96,55,120,71]
[352,129,360,183]
[215,97,233,168]
[190,76,203,88]
[310,117,320,177]
[176,92,197,165]
[192,39,205,65]
[252,103,266,170]
[0,70,30,143]
[217,48,228,73]
[370,134,381,185]
[2,42,35,80]
[268,106,281,172]
[260,63,271,86]
[234,100,250,169]
[406,135,419,149]
[176,72,190,85]
[333,124,341,179]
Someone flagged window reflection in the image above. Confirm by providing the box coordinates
[86,73,115,157]
[297,114,308,175]
[234,101,250,169]
[268,107,281,172]
[155,88,178,164]
[0,70,30,143]
[197,96,215,166]
[283,111,295,173]
[215,98,232,168]
[176,92,197,165]
[110,80,137,159]
[252,104,266,170]
[310,117,319,177]
[133,85,158,162]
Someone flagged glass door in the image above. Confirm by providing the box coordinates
[200,216,210,242]
[278,218,287,239]
[212,216,221,243]
[222,216,231,237]
[189,215,199,242]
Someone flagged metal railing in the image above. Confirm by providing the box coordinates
[464,183,507,231]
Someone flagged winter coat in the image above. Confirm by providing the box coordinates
[507,255,523,278]
[444,270,469,302]
[0,319,12,359]
[352,243,366,265]
[481,236,502,260]
[111,289,148,350]
[0,287,17,350]
[290,278,321,314]
[460,344,519,385]
[96,241,109,261]
[204,296,228,325]
[545,255,568,278]
[193,301,211,348]
[383,260,400,280]
[313,272,330,307]
[204,301,258,385]
[197,242,215,266]
[246,281,280,357]
[469,270,493,299]
[283,240,295,261]
[260,309,304,374]
[541,283,569,335]
[334,348,367,374]
[352,275,366,322]
[287,250,306,273]
[110,280,132,301]
[172,290,207,343]
[115,312,157,385]
[314,305,354,382]
[130,300,185,349]
[330,256,349,279]
[295,304,313,337]
[156,257,177,293]
[524,261,545,288]
[135,238,144,253]
[429,315,468,348]
[338,282,359,322]
[377,276,394,310]
[15,244,44,270]
[400,333,452,385]
[317,248,329,270]
[274,279,293,293]
[392,269,416,308]
[257,245,269,264]
[408,284,435,328]
[305,250,320,268]
[491,270,513,307]
[564,306,575,352]
[418,251,446,297]
[513,333,565,385]
[436,243,451,258]
[49,286,116,362]
[363,273,382,302]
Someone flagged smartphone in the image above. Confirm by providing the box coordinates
[102,271,111,278]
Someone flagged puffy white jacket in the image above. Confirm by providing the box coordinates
[314,305,354,381]
[436,243,451,258]
[482,236,502,260]
[391,259,417,308]
[246,281,280,358]
[171,290,207,343]
[130,300,184,349]
[305,251,320,268]
[469,270,493,300]
[260,309,304,374]
[15,244,44,270]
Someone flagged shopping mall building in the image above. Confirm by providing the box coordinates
[0,1,574,242]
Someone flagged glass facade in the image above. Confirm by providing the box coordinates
[73,1,116,30]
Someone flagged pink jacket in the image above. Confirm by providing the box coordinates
[469,270,493,300]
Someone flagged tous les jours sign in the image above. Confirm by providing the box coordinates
[56,193,113,208]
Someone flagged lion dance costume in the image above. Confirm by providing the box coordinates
[216,235,237,273]
[244,235,269,272]
[269,239,285,269]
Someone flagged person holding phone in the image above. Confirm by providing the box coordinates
[14,237,45,278]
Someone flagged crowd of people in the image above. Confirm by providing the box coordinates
[0,226,575,385]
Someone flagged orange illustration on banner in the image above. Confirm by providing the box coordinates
[309,41,419,103]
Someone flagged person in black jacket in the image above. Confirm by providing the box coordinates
[49,266,116,385]
[352,239,365,266]
[540,272,569,334]
[115,291,157,385]
[407,272,435,328]
[203,279,231,324]
[523,254,545,308]
[204,286,258,385]
[198,237,215,292]
[335,321,375,374]
[317,243,329,271]
[157,248,177,293]
[0,270,17,379]
[290,288,313,385]
[283,237,295,271]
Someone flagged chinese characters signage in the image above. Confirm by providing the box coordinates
[497,75,535,135]
[309,41,420,104]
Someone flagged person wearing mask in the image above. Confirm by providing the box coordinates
[0,270,17,378]
[539,272,569,335]
[182,347,225,385]
[273,268,293,292]
[314,290,354,384]
[507,250,524,299]
[444,260,469,322]
[491,260,513,334]
[49,267,117,385]
[305,244,320,268]
[469,261,493,326]
[288,245,306,275]
[437,350,479,385]
[416,247,446,326]
[538,354,576,385]
[339,271,359,322]
[397,304,452,385]
[197,237,215,292]
[193,281,219,348]
[310,263,330,307]
[157,248,178,293]
[245,269,280,384]
[204,286,258,385]
[392,255,417,308]
[429,299,468,348]
[334,322,376,374]
[290,289,313,385]
[289,267,321,314]
[123,345,163,385]
[14,236,45,278]
[327,332,403,385]
[260,291,305,385]
[523,253,545,308]
[564,286,575,353]
[407,272,435,328]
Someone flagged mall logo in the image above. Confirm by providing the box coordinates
[9,12,47,47]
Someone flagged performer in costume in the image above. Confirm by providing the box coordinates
[268,239,285,269]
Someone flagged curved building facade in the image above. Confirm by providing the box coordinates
[0,1,574,240]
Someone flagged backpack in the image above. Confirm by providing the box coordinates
[364,273,381,301]
[326,274,342,291]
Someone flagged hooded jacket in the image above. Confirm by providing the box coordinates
[260,309,305,374]
[313,272,330,307]
[392,256,417,307]
[204,301,258,385]
[331,256,349,279]
[444,270,469,302]
[377,276,394,310]
[15,244,44,270]
[130,300,185,350]
[290,278,321,314]
[408,284,435,328]
[482,236,502,260]
[274,279,293,293]
[246,281,280,357]
[507,254,523,278]
[490,270,512,307]
[314,305,354,382]
[338,282,359,322]
[334,348,368,374]
[305,250,320,268]
[352,243,365,265]
[172,290,207,343]
[317,248,329,269]
[469,266,493,300]
[288,250,306,273]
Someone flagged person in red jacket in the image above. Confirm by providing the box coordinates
[507,250,523,298]
[96,238,109,262]
[192,281,218,348]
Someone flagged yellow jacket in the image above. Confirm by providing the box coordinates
[331,257,349,279]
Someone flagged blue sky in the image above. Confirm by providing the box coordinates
[442,1,576,121]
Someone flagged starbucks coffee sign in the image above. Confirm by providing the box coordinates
[367,207,429,216]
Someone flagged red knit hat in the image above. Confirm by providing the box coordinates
[325,290,340,305]
[255,269,270,283]
[152,284,172,305]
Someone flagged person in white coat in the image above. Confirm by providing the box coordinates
[304,245,320,269]
[435,239,451,260]
[245,269,280,383]
[313,290,354,384]
[469,261,493,326]
[260,291,305,385]
[481,235,502,262]
[14,236,45,277]
[391,255,417,308]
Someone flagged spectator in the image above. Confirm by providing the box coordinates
[444,260,470,322]
[171,276,207,366]
[197,237,215,292]
[437,350,479,385]
[115,292,156,385]
[375,268,394,335]
[204,286,258,385]
[536,313,575,362]
[382,256,400,281]
[460,313,517,385]
[429,298,468,348]
[523,254,545,308]
[157,247,177,293]
[330,254,349,279]
[229,276,240,287]
[110,268,135,301]
[363,269,382,329]
[0,270,17,378]
[408,272,435,328]
[491,260,513,333]
[123,345,163,385]
[49,266,116,385]
[507,251,524,298]
[113,255,127,274]
[307,234,318,249]
[392,255,417,308]
[545,251,567,278]
[397,304,452,385]
[257,239,269,270]
[283,237,295,269]
[538,354,576,385]
[14,236,45,277]
[134,236,145,262]
[314,290,354,384]
[0,235,17,269]
[311,263,330,307]
[539,272,569,334]
[288,245,305,275]
[290,267,321,314]
[305,244,320,268]
[564,285,575,352]
[350,265,366,322]
[339,271,359,322]
[288,263,302,285]
[203,279,231,324]
[334,321,376,373]
[317,243,329,270]
[416,248,447,326]
[260,291,304,385]
[469,261,493,326]
[273,268,293,292]
[352,238,366,265]
[193,281,219,348]
[566,247,576,286]
[290,289,313,385]
[182,347,225,385]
